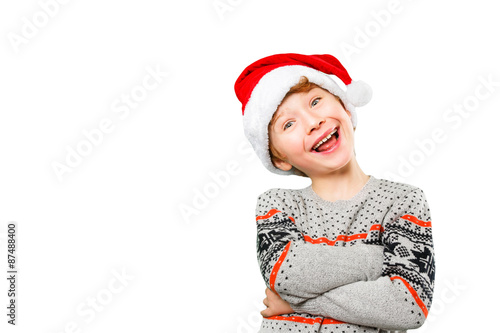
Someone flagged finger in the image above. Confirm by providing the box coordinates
[261,308,271,318]
[263,298,269,307]
[267,290,279,302]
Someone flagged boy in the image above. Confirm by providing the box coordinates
[234,54,435,333]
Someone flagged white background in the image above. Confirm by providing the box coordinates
[1,0,499,332]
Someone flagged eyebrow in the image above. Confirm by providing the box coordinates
[269,111,283,129]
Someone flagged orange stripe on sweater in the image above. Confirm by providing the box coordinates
[401,215,432,228]
[269,242,291,292]
[391,276,429,317]
[303,224,383,246]
[256,209,295,224]
[322,318,345,325]
[256,209,281,221]
[267,315,344,325]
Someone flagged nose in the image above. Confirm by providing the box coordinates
[304,112,325,134]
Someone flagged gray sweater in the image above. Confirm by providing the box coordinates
[255,176,434,333]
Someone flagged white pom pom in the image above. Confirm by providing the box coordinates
[346,80,372,107]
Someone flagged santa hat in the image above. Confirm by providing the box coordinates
[234,53,372,175]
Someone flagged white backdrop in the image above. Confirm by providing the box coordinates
[1,0,499,332]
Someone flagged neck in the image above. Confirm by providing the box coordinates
[309,158,369,202]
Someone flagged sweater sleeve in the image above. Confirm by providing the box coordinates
[256,189,384,303]
[291,188,435,331]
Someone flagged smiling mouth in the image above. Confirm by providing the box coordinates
[312,128,339,152]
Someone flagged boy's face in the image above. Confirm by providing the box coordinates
[269,87,355,178]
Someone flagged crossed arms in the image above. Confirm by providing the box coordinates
[255,188,435,331]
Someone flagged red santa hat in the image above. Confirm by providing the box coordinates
[234,53,372,175]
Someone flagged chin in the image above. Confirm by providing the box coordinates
[329,153,355,172]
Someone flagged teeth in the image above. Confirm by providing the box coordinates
[313,128,338,150]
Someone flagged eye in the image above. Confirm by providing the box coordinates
[311,97,321,107]
[283,121,294,130]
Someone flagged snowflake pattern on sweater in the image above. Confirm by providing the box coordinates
[255,176,435,333]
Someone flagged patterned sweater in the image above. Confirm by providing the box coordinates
[255,176,435,333]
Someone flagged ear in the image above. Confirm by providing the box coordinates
[344,108,352,119]
[273,158,293,172]
[343,109,356,131]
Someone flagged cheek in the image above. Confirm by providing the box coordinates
[338,108,352,120]
[269,133,288,158]
[274,137,290,155]
[274,134,302,156]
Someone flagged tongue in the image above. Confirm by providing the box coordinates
[316,135,338,152]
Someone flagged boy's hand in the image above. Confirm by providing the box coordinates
[261,288,294,317]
